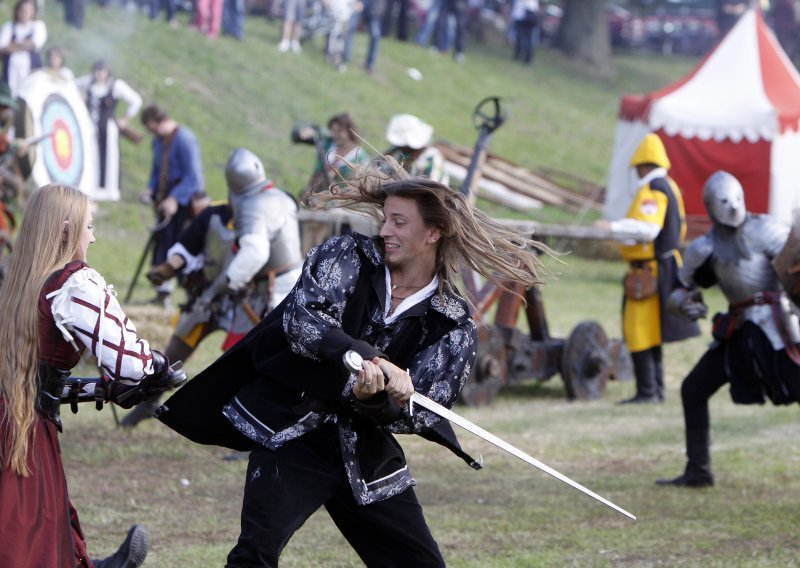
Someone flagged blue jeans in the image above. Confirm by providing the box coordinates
[364,14,382,69]
[338,12,360,65]
[415,0,441,46]
[222,0,245,38]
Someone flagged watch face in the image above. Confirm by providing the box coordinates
[343,350,363,371]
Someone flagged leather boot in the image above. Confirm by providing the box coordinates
[656,429,714,487]
[620,348,661,404]
[92,525,148,568]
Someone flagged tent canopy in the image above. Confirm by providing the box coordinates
[606,9,800,225]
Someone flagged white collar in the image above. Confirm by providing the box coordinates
[384,266,438,324]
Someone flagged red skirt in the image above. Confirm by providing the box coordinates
[0,398,92,568]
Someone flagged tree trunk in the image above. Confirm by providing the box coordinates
[555,0,614,74]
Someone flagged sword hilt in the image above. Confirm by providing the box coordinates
[343,350,363,372]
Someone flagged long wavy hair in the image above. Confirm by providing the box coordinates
[0,184,90,476]
[308,156,550,297]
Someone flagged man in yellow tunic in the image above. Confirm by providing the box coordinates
[613,134,700,403]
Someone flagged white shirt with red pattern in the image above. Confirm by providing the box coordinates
[46,266,155,388]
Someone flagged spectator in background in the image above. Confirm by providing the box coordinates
[382,0,410,40]
[151,0,178,27]
[435,0,466,61]
[384,114,449,184]
[362,0,386,72]
[76,60,143,202]
[300,112,368,202]
[464,0,484,43]
[222,0,245,40]
[0,0,46,96]
[511,0,539,65]
[415,0,442,47]
[44,46,74,81]
[63,0,87,28]
[140,103,204,308]
[195,0,224,39]
[278,0,304,53]
[325,0,360,71]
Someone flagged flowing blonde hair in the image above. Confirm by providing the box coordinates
[308,156,550,296]
[0,184,90,476]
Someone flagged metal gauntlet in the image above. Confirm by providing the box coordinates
[109,351,188,409]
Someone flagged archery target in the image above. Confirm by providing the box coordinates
[40,94,84,186]
[16,70,99,199]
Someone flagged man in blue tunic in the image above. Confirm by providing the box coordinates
[140,103,205,307]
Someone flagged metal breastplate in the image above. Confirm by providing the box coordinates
[234,189,303,273]
[262,219,303,272]
[713,250,781,304]
[711,219,799,347]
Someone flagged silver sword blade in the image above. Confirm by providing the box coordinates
[411,392,637,521]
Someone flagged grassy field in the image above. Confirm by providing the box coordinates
[63,255,800,567]
[25,4,800,567]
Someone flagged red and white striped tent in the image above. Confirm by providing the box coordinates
[604,9,800,228]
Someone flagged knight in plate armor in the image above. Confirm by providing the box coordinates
[657,171,800,488]
[122,148,303,427]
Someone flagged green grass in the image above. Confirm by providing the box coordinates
[29,5,800,568]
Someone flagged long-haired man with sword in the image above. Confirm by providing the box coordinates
[157,157,560,565]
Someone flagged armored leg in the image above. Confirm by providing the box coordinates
[656,349,726,487]
[656,429,714,487]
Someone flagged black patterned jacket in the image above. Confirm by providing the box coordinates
[160,233,479,505]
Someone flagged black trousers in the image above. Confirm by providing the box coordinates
[226,424,444,568]
[151,204,192,267]
[681,324,800,432]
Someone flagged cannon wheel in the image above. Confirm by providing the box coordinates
[459,325,506,407]
[561,320,611,400]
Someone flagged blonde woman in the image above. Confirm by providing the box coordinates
[159,159,549,566]
[0,184,182,567]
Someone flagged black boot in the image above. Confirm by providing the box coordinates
[120,396,163,428]
[92,525,148,568]
[656,429,714,488]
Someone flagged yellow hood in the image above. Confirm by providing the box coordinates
[629,134,671,170]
